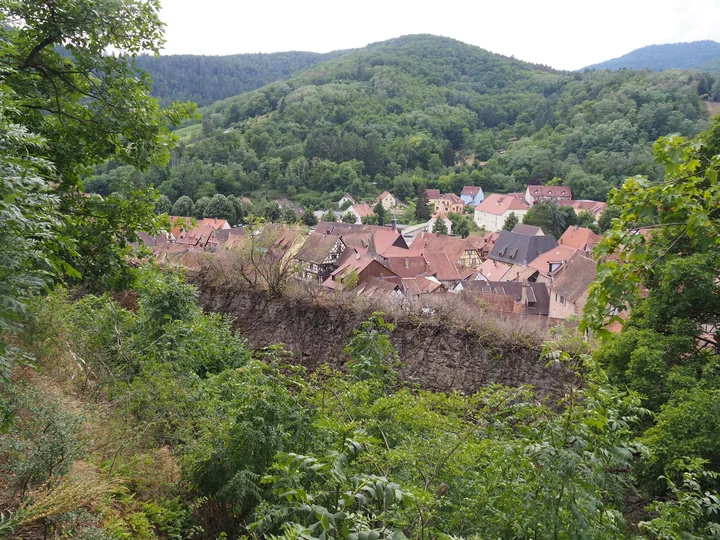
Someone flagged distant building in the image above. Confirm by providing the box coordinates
[434,193,465,215]
[488,230,559,266]
[426,189,441,204]
[524,185,572,206]
[275,199,305,217]
[294,233,347,282]
[559,226,602,253]
[378,191,397,210]
[348,203,374,224]
[473,193,530,232]
[512,223,544,236]
[557,199,607,219]
[549,252,597,319]
[460,186,485,206]
[338,193,357,208]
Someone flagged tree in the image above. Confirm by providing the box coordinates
[204,194,236,223]
[340,211,357,224]
[1,0,193,290]
[0,98,66,375]
[576,210,597,230]
[432,217,448,235]
[321,210,337,222]
[193,196,211,220]
[301,210,318,227]
[373,201,387,226]
[415,189,432,222]
[522,202,569,238]
[281,207,297,224]
[503,212,519,231]
[171,196,193,217]
[154,195,172,215]
[449,213,471,238]
[264,203,282,222]
[344,313,399,386]
[597,206,621,233]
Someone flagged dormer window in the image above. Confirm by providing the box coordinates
[534,189,539,194]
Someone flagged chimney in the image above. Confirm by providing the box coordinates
[521,280,529,306]
[405,257,409,269]
[391,215,397,231]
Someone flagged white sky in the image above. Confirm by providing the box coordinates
[159,0,720,70]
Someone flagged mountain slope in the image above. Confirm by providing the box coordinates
[87,34,710,211]
[584,40,720,72]
[135,50,345,107]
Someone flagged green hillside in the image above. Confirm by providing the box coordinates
[87,34,711,210]
[585,40,720,72]
[134,50,344,107]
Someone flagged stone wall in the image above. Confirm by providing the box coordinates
[194,281,572,398]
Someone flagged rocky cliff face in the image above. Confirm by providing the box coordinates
[195,283,571,397]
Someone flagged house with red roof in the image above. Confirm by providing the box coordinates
[559,226,602,253]
[524,185,572,206]
[347,203,374,224]
[473,193,530,232]
[434,193,465,215]
[549,252,597,319]
[426,189,441,204]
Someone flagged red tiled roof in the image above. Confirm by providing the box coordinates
[381,256,430,278]
[475,193,529,216]
[426,189,441,200]
[352,203,374,218]
[378,191,393,201]
[526,185,572,199]
[528,246,578,274]
[355,278,401,298]
[371,229,407,256]
[401,276,444,295]
[461,186,482,196]
[423,252,461,282]
[559,226,602,251]
[439,193,464,205]
[476,259,512,281]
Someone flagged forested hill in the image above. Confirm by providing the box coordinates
[87,34,711,211]
[134,50,344,107]
[585,40,720,72]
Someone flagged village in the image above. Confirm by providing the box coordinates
[139,183,613,327]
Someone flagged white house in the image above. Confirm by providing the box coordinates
[378,191,397,210]
[473,193,530,232]
[338,193,357,208]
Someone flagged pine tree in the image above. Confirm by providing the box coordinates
[502,212,519,231]
[373,201,387,226]
[432,217,448,234]
[415,189,432,222]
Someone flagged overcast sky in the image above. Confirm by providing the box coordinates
[159,0,720,70]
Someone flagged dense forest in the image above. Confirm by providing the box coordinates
[2,1,720,538]
[585,40,720,72]
[135,51,343,107]
[87,35,713,213]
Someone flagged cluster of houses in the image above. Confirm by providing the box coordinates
[139,183,609,326]
[291,217,602,323]
[474,185,607,232]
